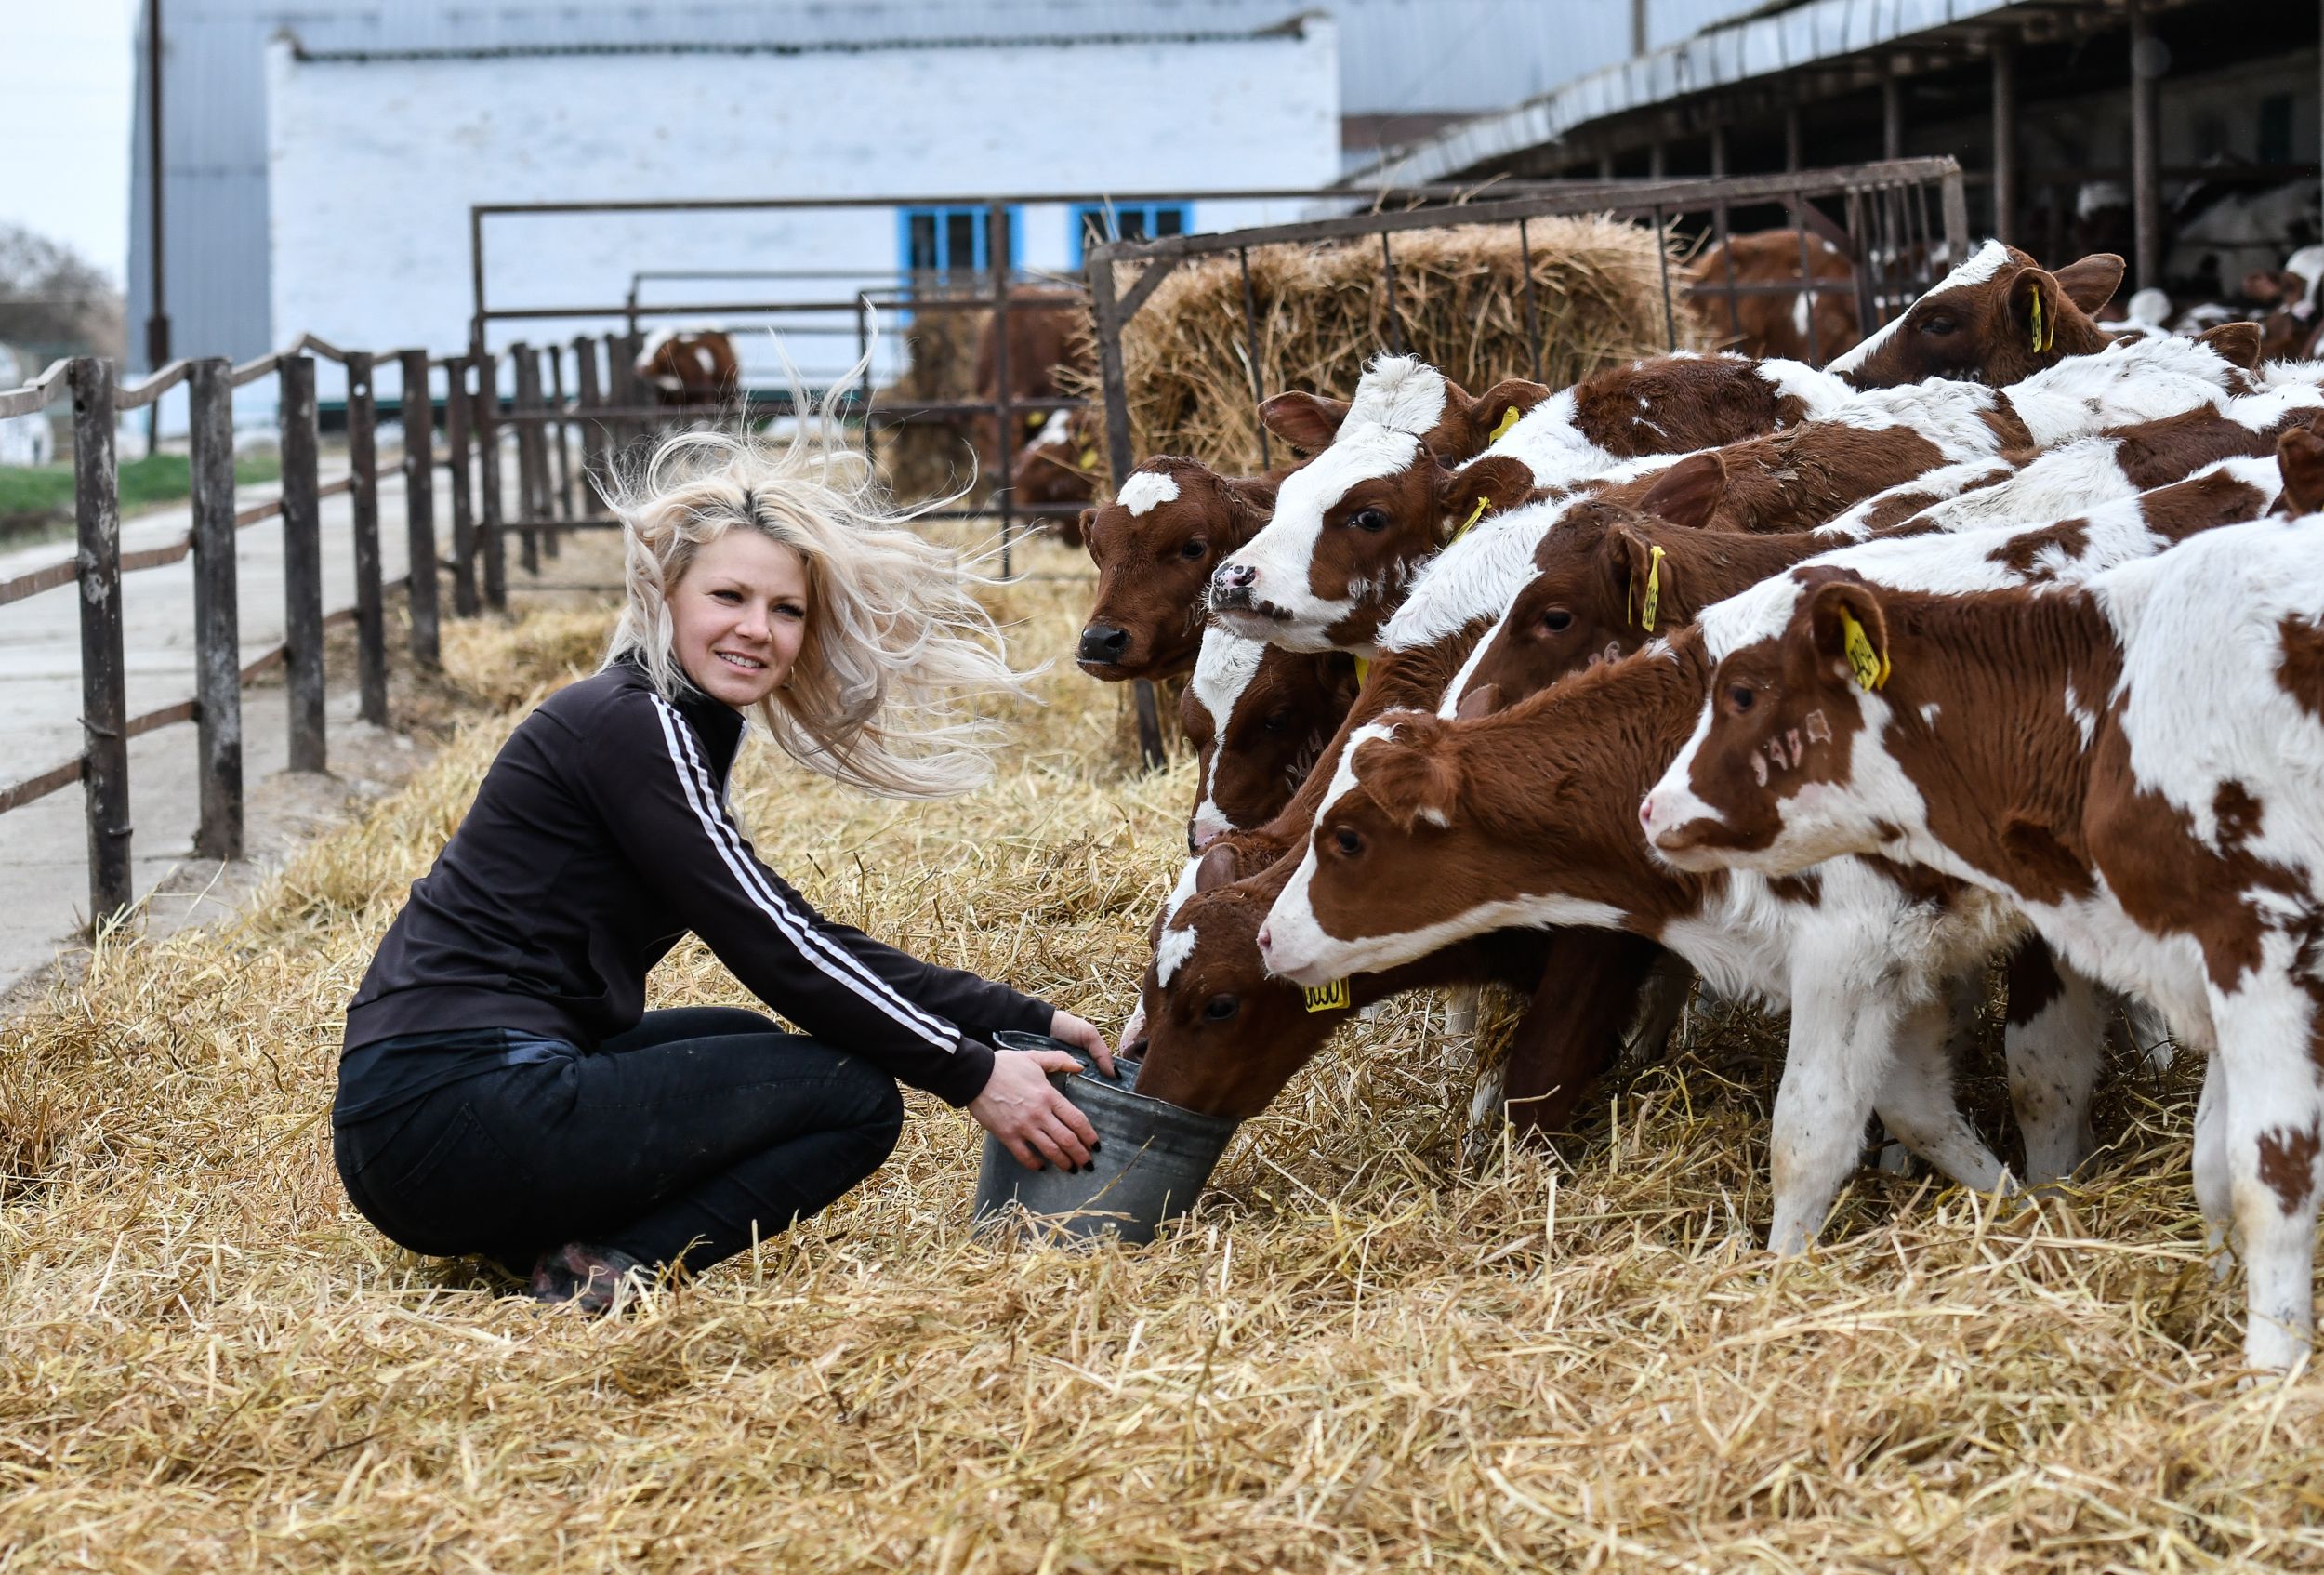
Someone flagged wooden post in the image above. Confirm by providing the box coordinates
[188,356,244,859]
[1784,98,1803,171]
[1882,57,1904,161]
[2129,0,2164,292]
[573,333,604,504]
[346,351,388,726]
[1648,141,1667,179]
[511,343,541,576]
[278,354,325,773]
[71,358,131,928]
[532,346,560,560]
[476,350,510,605]
[548,343,576,523]
[988,200,1014,579]
[400,350,441,666]
[444,354,480,616]
[1991,40,2018,246]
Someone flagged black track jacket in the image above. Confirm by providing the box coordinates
[343,655,1050,1106]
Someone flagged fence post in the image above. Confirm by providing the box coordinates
[279,354,326,773]
[573,334,604,504]
[1083,250,1166,774]
[531,347,561,560]
[189,357,244,860]
[511,342,542,576]
[400,349,441,666]
[71,357,131,928]
[548,343,576,523]
[346,351,388,727]
[444,355,480,616]
[476,350,510,606]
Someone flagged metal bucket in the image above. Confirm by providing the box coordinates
[971,1030,1241,1245]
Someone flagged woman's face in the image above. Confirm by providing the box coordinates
[669,529,810,708]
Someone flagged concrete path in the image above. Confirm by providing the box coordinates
[0,465,452,992]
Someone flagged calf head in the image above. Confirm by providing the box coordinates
[1211,357,1550,653]
[1181,635,1361,852]
[1127,854,1348,1118]
[1079,457,1277,680]
[638,330,740,405]
[1642,572,1904,875]
[1829,242,2124,390]
[1010,407,1103,513]
[2278,417,2324,516]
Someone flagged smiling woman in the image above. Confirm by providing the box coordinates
[331,377,1113,1313]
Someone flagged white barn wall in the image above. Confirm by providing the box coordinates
[266,26,1340,393]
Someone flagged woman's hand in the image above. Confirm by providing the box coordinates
[970,1049,1101,1171]
[1050,1008,1116,1077]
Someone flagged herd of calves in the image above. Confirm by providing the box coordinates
[1065,240,2324,1376]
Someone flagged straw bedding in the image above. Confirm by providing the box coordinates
[1075,216,1708,480]
[4,534,2321,1571]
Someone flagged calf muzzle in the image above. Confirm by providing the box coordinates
[1077,624,1131,667]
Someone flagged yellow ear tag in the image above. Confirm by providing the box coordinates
[2029,293,2047,354]
[1353,655,1371,685]
[1452,495,1490,544]
[1076,446,1099,470]
[1839,607,1891,691]
[1304,977,1352,1012]
[1026,412,1047,431]
[1635,544,1666,632]
[1487,404,1524,443]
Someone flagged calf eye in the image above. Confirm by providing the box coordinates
[1333,827,1364,856]
[1202,995,1241,1022]
[1261,708,1292,733]
[1918,312,1959,337]
[1179,538,1208,560]
[1540,608,1573,633]
[1348,508,1390,534]
[1728,684,1756,713]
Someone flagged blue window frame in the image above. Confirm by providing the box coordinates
[897,205,1021,277]
[1071,203,1192,265]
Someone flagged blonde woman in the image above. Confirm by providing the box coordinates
[335,402,1109,1313]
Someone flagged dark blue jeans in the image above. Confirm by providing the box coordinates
[333,1007,904,1277]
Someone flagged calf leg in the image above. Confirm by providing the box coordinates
[1500,931,1666,1143]
[2002,936,2109,1185]
[1767,973,1904,1255]
[2192,1052,2233,1273]
[2212,982,2324,1374]
[1871,991,2014,1198]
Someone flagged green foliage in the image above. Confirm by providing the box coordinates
[0,450,284,528]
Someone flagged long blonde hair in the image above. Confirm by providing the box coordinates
[600,350,1032,800]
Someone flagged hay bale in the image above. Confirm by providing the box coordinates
[1078,214,1708,478]
[873,286,988,506]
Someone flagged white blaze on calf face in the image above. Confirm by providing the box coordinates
[1822,240,2014,378]
[1117,470,1181,518]
[1187,628,1267,847]
[1214,357,1447,646]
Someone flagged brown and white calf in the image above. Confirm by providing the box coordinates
[1180,627,1359,852]
[1687,228,1863,364]
[1077,457,1285,680]
[1010,405,1104,522]
[1823,241,2122,389]
[637,328,741,405]
[1254,642,2062,1254]
[1643,516,2324,1371]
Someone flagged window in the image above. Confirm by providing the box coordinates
[898,205,1019,277]
[1072,203,1191,265]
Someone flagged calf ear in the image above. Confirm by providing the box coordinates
[2050,253,2125,315]
[1602,523,1673,632]
[1465,378,1552,452]
[2196,321,2264,372]
[2276,421,2324,516]
[1354,724,1464,834]
[1075,507,1099,552]
[1193,843,1239,893]
[1455,682,1501,721]
[1258,391,1352,453]
[1636,451,1726,532]
[1442,456,1537,536]
[2244,268,2301,308]
[2009,267,2070,355]
[1219,474,1278,534]
[1805,579,1893,693]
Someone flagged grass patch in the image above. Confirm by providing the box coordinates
[0,450,284,536]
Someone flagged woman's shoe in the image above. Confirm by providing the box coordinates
[527,1242,644,1314]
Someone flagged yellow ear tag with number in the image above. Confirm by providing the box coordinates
[1635,543,1666,632]
[1452,495,1490,543]
[1076,446,1099,470]
[2029,293,2048,354]
[1839,607,1891,691]
[1304,977,1352,1012]
[1487,404,1524,443]
[1353,655,1370,685]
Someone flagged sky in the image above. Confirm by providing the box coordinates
[1,0,135,285]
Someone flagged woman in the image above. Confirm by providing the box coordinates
[334,407,1109,1313]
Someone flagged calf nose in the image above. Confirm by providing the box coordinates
[1256,922,1274,954]
[1077,624,1130,666]
[1638,793,1658,831]
[1211,562,1258,601]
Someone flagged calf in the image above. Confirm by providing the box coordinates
[1642,516,2324,1372]
[1687,228,1862,364]
[1010,405,1104,523]
[1254,646,2043,1254]
[1078,457,1284,681]
[1180,628,1359,852]
[637,328,740,405]
[1825,241,2122,389]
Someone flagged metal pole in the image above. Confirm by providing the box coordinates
[988,201,1014,579]
[1991,40,2018,247]
[1516,218,1544,382]
[400,350,442,667]
[1654,205,1678,351]
[188,356,242,859]
[1083,249,1167,774]
[1238,246,1271,470]
[142,0,168,460]
[445,355,480,616]
[279,355,325,774]
[72,359,131,928]
[1380,230,1406,355]
[346,351,388,727]
[2129,0,2164,292]
[1882,57,1905,161]
[1784,98,1803,172]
